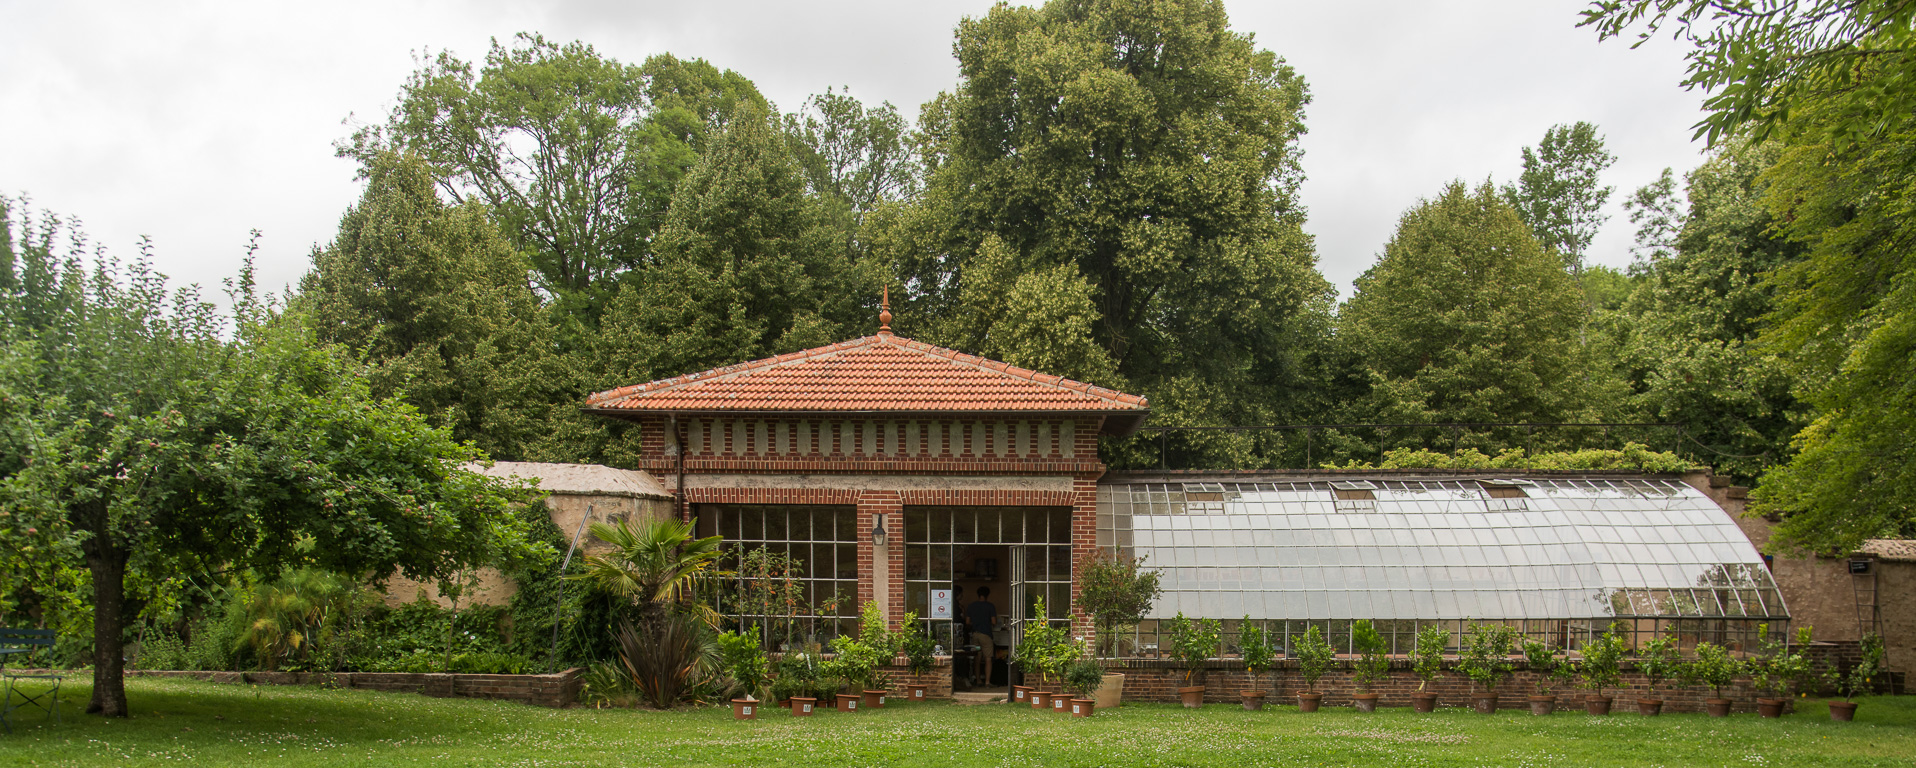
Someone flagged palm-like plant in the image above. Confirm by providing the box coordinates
[575,517,723,621]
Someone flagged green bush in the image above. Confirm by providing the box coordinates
[1165,613,1221,687]
[1577,630,1625,698]
[134,631,189,671]
[1412,624,1448,692]
[1459,622,1517,692]
[1351,620,1389,694]
[1238,617,1275,686]
[1294,624,1335,692]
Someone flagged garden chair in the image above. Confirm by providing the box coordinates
[0,628,61,733]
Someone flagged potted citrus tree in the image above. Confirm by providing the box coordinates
[1519,638,1571,715]
[1576,630,1625,715]
[1350,620,1389,712]
[717,630,770,720]
[779,652,821,716]
[1293,624,1335,713]
[1166,613,1221,708]
[901,620,937,703]
[1016,599,1068,710]
[1823,632,1883,722]
[1238,617,1276,711]
[1633,636,1680,716]
[1686,641,1744,717]
[1458,622,1517,714]
[1076,550,1161,708]
[1410,624,1447,713]
[1044,635,1082,714]
[1751,624,1812,718]
[1064,648,1104,717]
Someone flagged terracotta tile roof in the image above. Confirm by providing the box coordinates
[1857,539,1916,562]
[585,333,1148,415]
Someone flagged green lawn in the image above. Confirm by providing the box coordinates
[0,677,1911,767]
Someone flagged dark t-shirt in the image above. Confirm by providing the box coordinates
[965,600,997,635]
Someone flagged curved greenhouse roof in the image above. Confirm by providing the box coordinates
[1095,474,1786,624]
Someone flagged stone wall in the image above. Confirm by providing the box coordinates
[111,667,584,708]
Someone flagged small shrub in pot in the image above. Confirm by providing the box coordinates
[1633,636,1680,716]
[1238,616,1275,711]
[717,630,769,719]
[1293,624,1335,713]
[1520,639,1571,715]
[1576,630,1625,715]
[1410,624,1448,713]
[1686,642,1744,717]
[1823,632,1883,722]
[1458,622,1517,714]
[1064,652,1104,717]
[1350,620,1389,713]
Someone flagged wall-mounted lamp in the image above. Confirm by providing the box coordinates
[871,513,889,547]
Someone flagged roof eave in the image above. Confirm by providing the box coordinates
[582,406,1150,436]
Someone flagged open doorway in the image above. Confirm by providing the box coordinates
[901,506,1073,691]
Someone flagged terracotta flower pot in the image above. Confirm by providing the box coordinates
[1411,692,1438,713]
[1178,685,1206,708]
[909,684,928,702]
[1013,685,1031,705]
[1757,698,1785,718]
[732,698,759,720]
[1472,693,1499,714]
[1052,692,1071,713]
[1637,698,1663,716]
[1353,693,1380,713]
[863,689,887,709]
[1829,700,1857,722]
[836,694,858,713]
[1070,697,1094,717]
[1529,695,1556,716]
[778,697,792,709]
[1704,698,1732,717]
[1031,690,1052,710]
[1297,691,1322,713]
[791,696,817,716]
[1585,696,1613,716]
[1240,690,1267,712]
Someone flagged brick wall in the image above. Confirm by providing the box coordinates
[881,656,956,699]
[110,668,584,708]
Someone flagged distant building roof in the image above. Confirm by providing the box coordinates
[583,332,1149,435]
[463,461,672,499]
[1857,539,1916,562]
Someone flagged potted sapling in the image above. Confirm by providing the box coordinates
[1238,617,1276,711]
[1076,550,1162,708]
[1823,632,1883,722]
[1751,624,1812,718]
[1166,613,1221,708]
[1458,622,1517,714]
[717,630,770,720]
[1633,636,1680,716]
[781,652,822,717]
[1016,601,1067,710]
[1520,638,1572,716]
[1293,624,1335,713]
[1046,636,1082,714]
[829,633,886,712]
[1410,624,1447,713]
[902,620,937,703]
[1576,630,1624,715]
[1350,620,1389,713]
[1686,641,1744,717]
[854,601,898,708]
[1064,649,1104,717]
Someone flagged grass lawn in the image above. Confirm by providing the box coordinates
[0,678,1911,767]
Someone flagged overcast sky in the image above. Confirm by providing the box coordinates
[1,0,1705,304]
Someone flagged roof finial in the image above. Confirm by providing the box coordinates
[878,285,893,335]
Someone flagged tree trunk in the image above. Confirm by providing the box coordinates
[83,542,131,717]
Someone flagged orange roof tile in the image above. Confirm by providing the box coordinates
[585,333,1148,419]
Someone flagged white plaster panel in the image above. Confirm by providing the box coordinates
[684,474,1076,492]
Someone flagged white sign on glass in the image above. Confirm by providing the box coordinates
[930,588,954,619]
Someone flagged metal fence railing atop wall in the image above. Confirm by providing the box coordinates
[1108,422,1693,472]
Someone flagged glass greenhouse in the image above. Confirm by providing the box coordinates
[1096,475,1789,655]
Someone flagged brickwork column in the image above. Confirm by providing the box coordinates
[1069,417,1107,643]
[857,490,905,627]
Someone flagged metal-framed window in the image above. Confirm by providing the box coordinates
[696,504,859,647]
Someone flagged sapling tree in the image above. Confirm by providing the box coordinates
[1459,622,1518,694]
[1075,551,1161,658]
[1294,624,1336,694]
[1521,638,1572,696]
[1238,616,1276,691]
[1635,636,1681,699]
[1165,613,1221,687]
[1412,624,1449,693]
[1351,620,1390,695]
[1825,633,1884,703]
[716,630,769,701]
[1687,642,1745,700]
[1577,631,1625,699]
[1065,642,1105,700]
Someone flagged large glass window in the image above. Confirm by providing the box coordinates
[902,506,1073,646]
[696,504,858,647]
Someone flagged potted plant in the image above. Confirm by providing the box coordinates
[1751,624,1812,718]
[1686,641,1743,717]
[1576,630,1625,715]
[1410,624,1447,713]
[830,633,888,711]
[1046,637,1082,714]
[1064,651,1104,717]
[1238,617,1276,711]
[1165,613,1221,708]
[1293,624,1335,713]
[1076,550,1162,708]
[901,619,937,702]
[1520,639,1570,715]
[717,630,770,720]
[1014,600,1068,710]
[1633,636,1680,716]
[1458,622,1517,714]
[780,652,821,716]
[1823,632,1883,722]
[1350,620,1389,713]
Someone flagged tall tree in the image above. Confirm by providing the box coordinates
[785,88,920,220]
[299,152,566,461]
[1341,181,1592,447]
[1502,121,1617,276]
[886,0,1334,468]
[0,202,532,716]
[1624,166,1683,266]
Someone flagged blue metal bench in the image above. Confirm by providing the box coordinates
[0,628,61,732]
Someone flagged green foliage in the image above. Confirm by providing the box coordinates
[1635,636,1682,694]
[134,631,188,672]
[1164,613,1221,686]
[1826,633,1885,702]
[1065,652,1105,699]
[827,633,889,692]
[574,517,721,620]
[1685,641,1745,699]
[1075,550,1161,657]
[901,619,937,678]
[772,651,827,701]
[1236,617,1275,682]
[1501,121,1617,274]
[1350,620,1389,694]
[715,630,769,700]
[1340,182,1599,448]
[1327,443,1693,472]
[1292,624,1335,692]
[617,611,705,709]
[1752,623,1815,699]
[236,568,374,672]
[1520,639,1573,695]
[1012,598,1078,686]
[1412,624,1448,691]
[728,546,806,649]
[1576,631,1625,697]
[578,661,636,709]
[1458,622,1517,692]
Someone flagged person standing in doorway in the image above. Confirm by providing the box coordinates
[965,586,998,687]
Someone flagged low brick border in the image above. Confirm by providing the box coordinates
[13,667,586,708]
